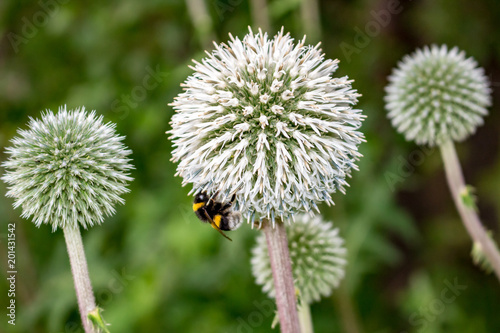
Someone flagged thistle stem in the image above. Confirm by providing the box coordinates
[300,0,321,42]
[250,0,270,32]
[263,220,301,333]
[334,282,362,333]
[298,301,313,333]
[185,0,215,50]
[63,226,97,333]
[440,140,500,281]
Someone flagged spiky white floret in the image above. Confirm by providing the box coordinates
[251,214,347,303]
[385,45,491,146]
[169,28,365,226]
[2,106,134,230]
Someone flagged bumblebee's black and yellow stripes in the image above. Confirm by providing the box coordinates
[193,192,242,241]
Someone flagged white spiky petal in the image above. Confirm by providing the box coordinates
[2,106,134,230]
[169,28,365,226]
[251,214,347,304]
[385,44,491,146]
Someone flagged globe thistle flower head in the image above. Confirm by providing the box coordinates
[251,214,347,304]
[169,28,365,226]
[2,106,134,230]
[385,44,491,146]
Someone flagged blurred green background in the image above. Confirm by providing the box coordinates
[1,0,500,332]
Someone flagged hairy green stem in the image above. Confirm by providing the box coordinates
[300,0,321,42]
[334,282,363,333]
[185,0,215,50]
[250,0,270,32]
[298,301,313,333]
[63,226,97,333]
[440,140,500,281]
[263,220,301,333]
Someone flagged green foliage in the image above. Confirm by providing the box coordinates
[471,231,497,273]
[88,307,110,333]
[461,185,478,211]
[1,0,500,332]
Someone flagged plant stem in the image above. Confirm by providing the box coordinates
[250,0,270,32]
[440,140,500,281]
[333,282,363,333]
[185,0,215,50]
[300,0,321,42]
[298,301,313,333]
[263,220,301,333]
[63,226,97,333]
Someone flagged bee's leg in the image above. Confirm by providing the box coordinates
[221,194,237,211]
[207,191,220,206]
[210,221,233,241]
[202,210,232,241]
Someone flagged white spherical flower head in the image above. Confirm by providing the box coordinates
[169,28,365,225]
[2,106,134,230]
[251,214,347,304]
[385,45,491,146]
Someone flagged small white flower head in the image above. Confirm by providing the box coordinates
[2,106,134,230]
[385,44,491,146]
[251,214,347,304]
[169,27,364,226]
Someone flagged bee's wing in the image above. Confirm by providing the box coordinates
[201,210,233,241]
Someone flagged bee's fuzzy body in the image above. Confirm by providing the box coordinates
[193,192,242,237]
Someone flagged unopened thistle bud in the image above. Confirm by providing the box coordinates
[385,45,491,146]
[2,106,134,230]
[251,214,347,303]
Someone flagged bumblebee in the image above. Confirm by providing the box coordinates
[193,192,242,241]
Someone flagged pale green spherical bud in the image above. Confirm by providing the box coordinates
[385,45,491,146]
[251,214,347,304]
[2,106,134,230]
